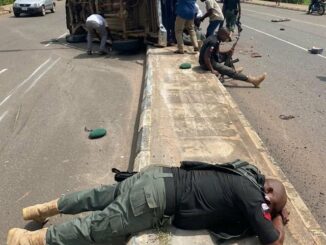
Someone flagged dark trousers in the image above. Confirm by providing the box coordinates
[206,20,223,38]
[308,0,318,11]
[161,0,177,43]
[201,61,248,81]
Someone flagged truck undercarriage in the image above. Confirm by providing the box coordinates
[65,0,167,46]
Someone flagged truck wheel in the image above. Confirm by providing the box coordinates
[66,34,87,43]
[112,39,143,53]
[40,5,46,16]
[51,3,56,13]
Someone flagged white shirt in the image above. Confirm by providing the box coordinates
[195,3,203,18]
[205,0,224,21]
[86,14,107,27]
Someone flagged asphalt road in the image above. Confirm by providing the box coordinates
[221,3,326,231]
[0,2,144,243]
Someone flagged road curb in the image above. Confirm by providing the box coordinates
[244,1,307,12]
[0,4,12,16]
[216,78,326,243]
[131,46,326,243]
[133,47,153,171]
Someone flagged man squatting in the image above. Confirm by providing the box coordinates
[8,161,289,245]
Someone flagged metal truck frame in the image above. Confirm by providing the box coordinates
[65,0,167,46]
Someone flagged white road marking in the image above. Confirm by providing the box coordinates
[0,111,8,122]
[57,32,68,39]
[0,69,8,74]
[244,24,326,60]
[0,95,12,107]
[45,32,68,47]
[24,57,61,93]
[0,58,51,108]
[243,8,326,29]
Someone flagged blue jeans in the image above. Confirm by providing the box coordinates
[206,20,222,38]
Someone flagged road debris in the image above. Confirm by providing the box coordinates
[85,127,107,139]
[280,28,285,31]
[309,47,323,55]
[179,63,192,69]
[251,52,262,58]
[271,18,290,22]
[279,115,295,120]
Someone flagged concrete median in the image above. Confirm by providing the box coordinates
[128,46,326,244]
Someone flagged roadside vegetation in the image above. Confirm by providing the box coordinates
[262,0,309,4]
[0,0,13,6]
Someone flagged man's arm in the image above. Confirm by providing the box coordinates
[267,215,285,245]
[200,8,214,21]
[204,47,219,75]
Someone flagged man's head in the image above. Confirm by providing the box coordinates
[216,28,232,42]
[264,179,287,217]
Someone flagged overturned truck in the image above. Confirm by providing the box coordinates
[65,0,167,47]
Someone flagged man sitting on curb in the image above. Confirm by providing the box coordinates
[199,28,266,87]
[8,160,289,245]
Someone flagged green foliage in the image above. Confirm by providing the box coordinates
[0,0,14,6]
[263,0,306,4]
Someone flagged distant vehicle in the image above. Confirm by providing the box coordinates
[13,0,56,17]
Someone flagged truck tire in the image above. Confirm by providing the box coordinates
[66,34,87,43]
[112,39,143,53]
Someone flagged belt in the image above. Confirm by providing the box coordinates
[163,167,176,216]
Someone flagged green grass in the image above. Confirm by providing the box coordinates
[263,0,309,4]
[303,0,310,5]
[0,0,14,6]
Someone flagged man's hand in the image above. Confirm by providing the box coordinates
[280,207,290,225]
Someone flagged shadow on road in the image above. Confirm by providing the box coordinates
[39,37,146,62]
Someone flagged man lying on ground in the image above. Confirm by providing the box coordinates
[8,160,289,245]
[199,28,267,87]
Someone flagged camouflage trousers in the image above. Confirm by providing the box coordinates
[46,166,172,245]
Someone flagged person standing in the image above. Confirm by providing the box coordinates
[222,0,241,33]
[174,0,199,54]
[200,0,224,38]
[161,0,177,45]
[85,14,112,55]
[307,0,318,13]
